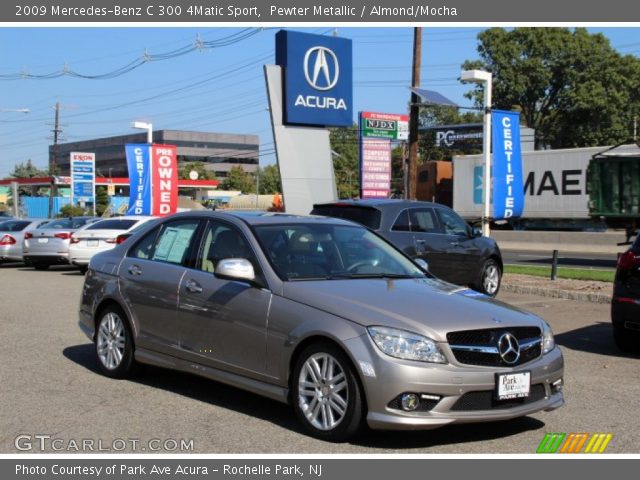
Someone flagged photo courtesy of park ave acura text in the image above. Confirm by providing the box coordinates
[1,15,639,458]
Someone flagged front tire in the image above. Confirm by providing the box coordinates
[95,306,135,378]
[477,258,502,296]
[292,342,365,442]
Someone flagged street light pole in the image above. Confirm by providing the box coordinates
[131,121,153,144]
[461,69,493,237]
[0,108,29,114]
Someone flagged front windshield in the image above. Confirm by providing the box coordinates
[253,223,426,281]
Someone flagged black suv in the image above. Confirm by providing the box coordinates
[612,235,640,353]
[312,200,503,296]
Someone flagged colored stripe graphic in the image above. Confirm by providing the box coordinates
[537,433,613,453]
[537,433,565,453]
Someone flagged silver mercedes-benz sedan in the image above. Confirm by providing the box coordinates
[79,211,564,441]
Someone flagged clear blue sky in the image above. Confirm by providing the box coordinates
[1,27,639,178]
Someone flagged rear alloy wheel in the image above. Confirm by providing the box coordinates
[613,323,640,354]
[292,343,364,442]
[95,306,135,378]
[478,258,501,296]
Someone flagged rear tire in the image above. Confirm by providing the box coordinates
[613,323,640,354]
[291,342,365,442]
[95,305,136,378]
[78,265,88,275]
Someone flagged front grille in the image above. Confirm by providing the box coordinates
[447,327,542,367]
[450,384,547,411]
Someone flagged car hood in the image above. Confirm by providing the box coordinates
[282,278,543,342]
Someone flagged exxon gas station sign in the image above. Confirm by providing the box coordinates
[276,30,353,127]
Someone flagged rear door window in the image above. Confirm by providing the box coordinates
[391,210,411,232]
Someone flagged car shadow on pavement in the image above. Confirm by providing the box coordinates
[63,343,302,434]
[63,343,549,449]
[555,322,640,358]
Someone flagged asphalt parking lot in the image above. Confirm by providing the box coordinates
[1,264,638,453]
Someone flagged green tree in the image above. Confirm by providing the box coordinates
[329,125,359,199]
[95,186,110,216]
[463,27,640,149]
[59,204,88,217]
[6,159,48,179]
[258,164,282,194]
[220,166,256,193]
[178,161,217,180]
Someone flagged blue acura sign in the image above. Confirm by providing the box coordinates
[276,30,353,127]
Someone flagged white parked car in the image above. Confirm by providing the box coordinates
[69,216,155,273]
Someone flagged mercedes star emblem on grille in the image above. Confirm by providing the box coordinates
[498,332,521,364]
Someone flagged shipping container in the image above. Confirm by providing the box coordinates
[415,160,453,206]
[453,144,640,224]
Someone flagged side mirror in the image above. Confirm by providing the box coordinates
[470,227,482,238]
[215,258,256,283]
[414,258,429,272]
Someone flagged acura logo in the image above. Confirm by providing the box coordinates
[498,333,520,364]
[303,46,339,91]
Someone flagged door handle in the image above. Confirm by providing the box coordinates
[127,264,142,276]
[185,279,203,294]
[449,241,460,247]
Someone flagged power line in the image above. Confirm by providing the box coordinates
[0,28,264,81]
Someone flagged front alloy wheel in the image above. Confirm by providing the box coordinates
[293,343,364,442]
[95,307,135,378]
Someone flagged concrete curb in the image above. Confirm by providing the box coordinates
[502,282,612,304]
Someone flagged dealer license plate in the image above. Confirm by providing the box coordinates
[87,240,99,247]
[37,238,48,244]
[496,371,531,400]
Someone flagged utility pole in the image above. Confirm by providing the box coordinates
[48,102,62,218]
[408,27,422,200]
[634,115,637,142]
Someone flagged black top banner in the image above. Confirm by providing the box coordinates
[3,0,640,23]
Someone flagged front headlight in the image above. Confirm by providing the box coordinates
[542,321,555,354]
[367,326,446,363]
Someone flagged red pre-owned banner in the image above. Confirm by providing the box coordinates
[151,144,178,216]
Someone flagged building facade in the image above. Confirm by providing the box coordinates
[50,130,259,179]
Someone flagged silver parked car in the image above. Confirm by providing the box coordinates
[23,216,97,270]
[69,216,155,274]
[79,211,564,441]
[0,218,50,263]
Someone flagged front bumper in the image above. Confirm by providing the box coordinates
[343,335,564,431]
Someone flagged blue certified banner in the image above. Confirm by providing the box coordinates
[125,144,152,215]
[276,30,352,127]
[492,110,524,219]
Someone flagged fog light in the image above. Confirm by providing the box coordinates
[401,393,419,411]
